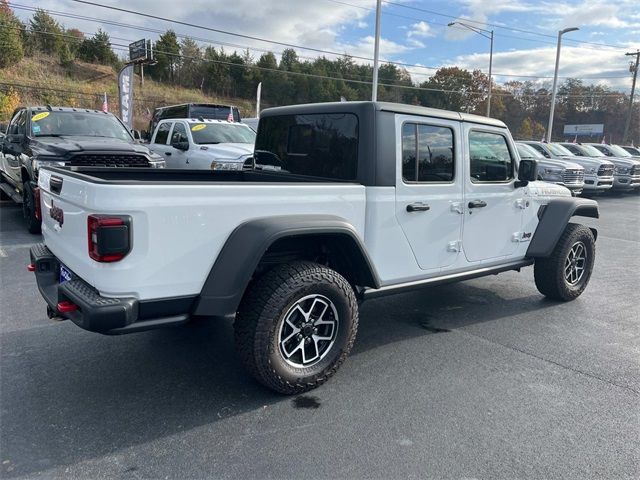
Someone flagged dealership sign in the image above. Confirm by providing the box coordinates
[563,124,604,136]
[129,39,148,63]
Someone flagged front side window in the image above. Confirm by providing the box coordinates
[528,143,550,157]
[469,131,514,182]
[10,110,26,135]
[254,113,358,180]
[402,123,454,182]
[171,123,188,143]
[563,144,582,155]
[154,122,172,144]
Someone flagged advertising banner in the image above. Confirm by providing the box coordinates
[118,65,135,129]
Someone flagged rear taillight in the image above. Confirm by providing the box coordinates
[87,215,132,263]
[33,187,41,221]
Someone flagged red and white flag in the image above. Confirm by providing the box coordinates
[601,136,606,144]
[573,134,578,143]
[227,106,234,122]
[101,92,108,113]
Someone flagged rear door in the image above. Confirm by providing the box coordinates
[462,125,523,262]
[394,115,464,272]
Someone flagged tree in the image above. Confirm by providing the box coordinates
[178,37,201,88]
[0,0,24,68]
[28,9,63,55]
[150,30,180,83]
[78,29,117,65]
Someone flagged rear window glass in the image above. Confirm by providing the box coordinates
[254,113,358,180]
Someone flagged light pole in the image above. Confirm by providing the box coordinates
[448,22,494,117]
[371,0,382,102]
[546,27,579,143]
[622,50,639,144]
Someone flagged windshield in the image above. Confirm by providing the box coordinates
[606,144,632,157]
[189,122,256,144]
[516,143,543,159]
[30,111,132,141]
[547,143,574,156]
[580,144,605,157]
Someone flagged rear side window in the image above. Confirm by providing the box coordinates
[402,123,454,182]
[255,113,358,180]
[469,131,514,182]
[154,122,171,144]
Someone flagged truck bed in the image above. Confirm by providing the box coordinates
[37,166,366,301]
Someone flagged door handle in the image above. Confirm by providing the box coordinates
[406,202,430,212]
[164,152,172,156]
[468,200,487,209]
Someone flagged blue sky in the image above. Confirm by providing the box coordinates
[15,0,640,91]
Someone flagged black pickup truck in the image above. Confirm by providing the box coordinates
[0,106,165,233]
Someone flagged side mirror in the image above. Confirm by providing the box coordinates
[172,140,189,151]
[8,134,25,144]
[516,159,537,187]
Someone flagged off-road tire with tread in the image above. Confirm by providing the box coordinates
[234,261,358,394]
[534,223,595,301]
[22,181,41,234]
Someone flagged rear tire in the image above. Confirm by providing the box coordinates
[22,181,41,234]
[534,223,595,301]
[234,261,358,394]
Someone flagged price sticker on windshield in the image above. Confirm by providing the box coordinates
[32,112,50,122]
[191,124,207,132]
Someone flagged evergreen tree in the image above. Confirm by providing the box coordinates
[28,9,63,55]
[0,0,24,68]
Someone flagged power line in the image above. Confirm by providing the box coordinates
[3,23,632,97]
[380,0,629,51]
[11,2,632,82]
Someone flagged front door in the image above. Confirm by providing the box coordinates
[168,122,190,168]
[395,115,464,271]
[462,126,523,262]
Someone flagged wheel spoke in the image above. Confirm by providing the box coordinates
[283,339,305,359]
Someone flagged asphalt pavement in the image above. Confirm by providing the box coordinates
[1,193,639,479]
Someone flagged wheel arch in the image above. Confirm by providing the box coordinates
[193,215,380,317]
[527,197,599,258]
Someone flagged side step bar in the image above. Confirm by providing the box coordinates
[361,259,534,300]
[0,181,22,203]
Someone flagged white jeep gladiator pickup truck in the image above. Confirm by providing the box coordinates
[30,101,599,394]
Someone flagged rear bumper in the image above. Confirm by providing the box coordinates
[30,244,194,334]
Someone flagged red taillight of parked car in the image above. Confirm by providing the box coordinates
[33,187,41,221]
[87,215,132,263]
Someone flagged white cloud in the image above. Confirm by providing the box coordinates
[452,44,640,90]
[408,21,435,39]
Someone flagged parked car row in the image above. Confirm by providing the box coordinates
[515,140,640,195]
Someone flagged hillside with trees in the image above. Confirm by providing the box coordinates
[0,3,637,142]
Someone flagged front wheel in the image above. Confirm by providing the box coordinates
[234,261,358,394]
[534,223,595,301]
[22,182,41,234]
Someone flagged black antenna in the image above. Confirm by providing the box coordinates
[46,104,53,111]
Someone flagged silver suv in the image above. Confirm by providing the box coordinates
[557,143,615,192]
[516,142,584,195]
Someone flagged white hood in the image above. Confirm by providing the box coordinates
[196,143,254,160]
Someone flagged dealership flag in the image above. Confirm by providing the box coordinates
[101,93,108,112]
[118,65,135,129]
[601,136,606,144]
[227,107,234,122]
[573,134,577,143]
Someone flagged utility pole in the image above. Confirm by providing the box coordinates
[371,0,382,102]
[447,22,494,117]
[547,27,579,143]
[623,50,639,144]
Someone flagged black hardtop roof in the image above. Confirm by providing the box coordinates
[260,101,506,128]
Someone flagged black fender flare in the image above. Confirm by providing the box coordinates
[193,215,380,317]
[526,197,599,258]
